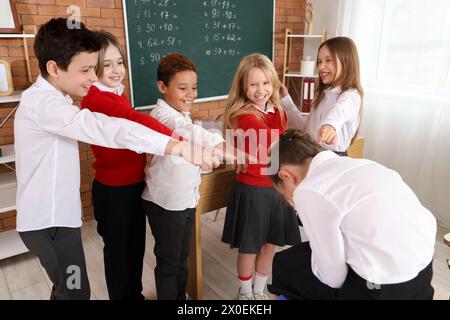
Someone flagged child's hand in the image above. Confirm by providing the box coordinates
[214,142,236,163]
[202,147,221,170]
[279,84,289,98]
[214,142,257,174]
[318,124,337,145]
[168,141,220,171]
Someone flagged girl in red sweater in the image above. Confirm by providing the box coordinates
[80,31,183,300]
[221,54,301,300]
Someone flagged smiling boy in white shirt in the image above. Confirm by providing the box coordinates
[141,52,229,300]
[14,19,217,300]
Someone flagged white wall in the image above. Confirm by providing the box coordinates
[303,0,339,58]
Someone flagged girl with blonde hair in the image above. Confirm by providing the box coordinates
[221,53,301,300]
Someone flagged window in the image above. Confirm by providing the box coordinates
[340,0,450,98]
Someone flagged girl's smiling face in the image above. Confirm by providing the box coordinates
[317,45,342,85]
[245,67,273,109]
[98,44,126,88]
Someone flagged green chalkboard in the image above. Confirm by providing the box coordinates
[123,0,274,107]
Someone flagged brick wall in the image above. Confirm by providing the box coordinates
[0,0,305,231]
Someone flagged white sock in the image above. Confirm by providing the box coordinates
[239,274,253,294]
[253,272,268,294]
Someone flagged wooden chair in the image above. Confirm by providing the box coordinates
[347,137,365,159]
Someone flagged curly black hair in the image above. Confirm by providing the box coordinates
[157,52,197,86]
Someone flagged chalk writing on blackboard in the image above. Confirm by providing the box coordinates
[124,0,274,107]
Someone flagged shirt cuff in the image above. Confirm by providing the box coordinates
[321,119,340,133]
[149,134,172,156]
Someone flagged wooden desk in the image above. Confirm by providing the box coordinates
[347,137,365,159]
[187,165,236,300]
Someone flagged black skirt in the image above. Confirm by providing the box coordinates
[221,181,301,254]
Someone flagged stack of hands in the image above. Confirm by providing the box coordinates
[166,140,256,173]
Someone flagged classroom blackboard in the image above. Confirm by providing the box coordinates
[123,0,274,107]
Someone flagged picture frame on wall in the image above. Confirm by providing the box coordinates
[0,0,21,34]
[0,60,14,96]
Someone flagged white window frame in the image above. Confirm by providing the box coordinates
[338,0,450,103]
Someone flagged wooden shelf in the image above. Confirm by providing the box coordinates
[0,34,35,38]
[0,27,37,84]
[0,144,15,164]
[0,145,16,213]
[0,90,23,104]
[0,171,17,214]
[0,229,28,260]
[287,34,323,38]
[282,28,326,85]
[0,29,34,261]
[285,71,319,78]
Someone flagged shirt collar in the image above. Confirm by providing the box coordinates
[156,98,191,119]
[250,102,275,114]
[304,150,339,179]
[35,74,73,104]
[93,82,125,96]
[325,86,342,95]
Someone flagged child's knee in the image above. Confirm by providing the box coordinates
[261,243,275,254]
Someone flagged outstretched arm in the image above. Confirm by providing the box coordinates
[279,84,309,130]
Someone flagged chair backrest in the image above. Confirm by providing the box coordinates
[347,137,365,158]
[444,232,450,247]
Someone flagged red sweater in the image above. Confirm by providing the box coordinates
[234,107,287,187]
[81,85,176,186]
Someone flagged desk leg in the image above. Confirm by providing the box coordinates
[187,208,202,299]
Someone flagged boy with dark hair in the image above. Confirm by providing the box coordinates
[34,17,99,78]
[268,129,436,300]
[14,18,216,300]
[141,52,226,300]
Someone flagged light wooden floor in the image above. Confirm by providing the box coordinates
[0,209,449,300]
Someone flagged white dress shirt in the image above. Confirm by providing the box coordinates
[142,99,224,211]
[250,102,275,114]
[14,75,172,231]
[293,151,436,288]
[280,87,361,152]
[93,81,124,96]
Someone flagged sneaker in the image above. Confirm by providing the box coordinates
[253,291,269,300]
[237,291,254,300]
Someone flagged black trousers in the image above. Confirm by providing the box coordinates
[92,180,146,300]
[268,242,434,300]
[333,150,348,157]
[19,227,90,300]
[143,200,195,300]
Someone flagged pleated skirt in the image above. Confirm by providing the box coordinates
[221,181,301,254]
